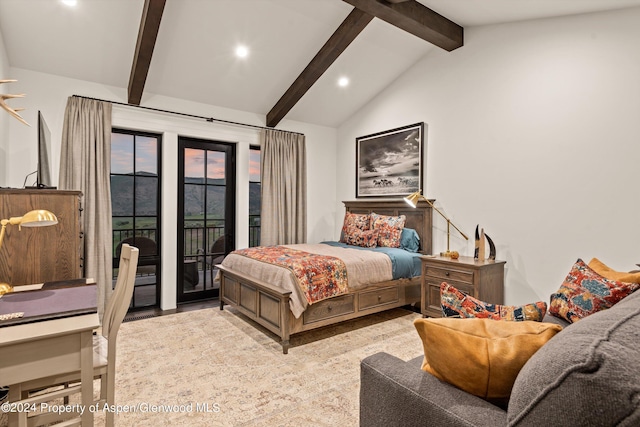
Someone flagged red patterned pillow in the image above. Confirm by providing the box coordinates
[339,212,370,243]
[549,258,640,323]
[441,282,548,322]
[343,226,379,248]
[376,224,402,248]
[370,212,406,247]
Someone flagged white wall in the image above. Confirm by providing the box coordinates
[4,68,337,310]
[337,7,640,305]
[0,25,10,186]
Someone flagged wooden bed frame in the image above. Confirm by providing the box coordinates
[218,199,433,353]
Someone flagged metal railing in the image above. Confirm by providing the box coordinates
[113,220,261,264]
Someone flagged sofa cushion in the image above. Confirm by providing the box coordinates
[508,290,640,426]
[588,257,640,284]
[441,282,547,321]
[549,258,640,323]
[413,317,562,402]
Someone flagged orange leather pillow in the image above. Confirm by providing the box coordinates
[413,318,562,400]
[588,258,640,284]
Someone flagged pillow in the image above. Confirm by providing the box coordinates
[339,212,370,243]
[588,257,640,284]
[413,317,563,401]
[400,228,420,252]
[549,258,640,323]
[370,212,406,247]
[441,282,547,321]
[375,224,402,248]
[370,212,406,230]
[342,227,379,248]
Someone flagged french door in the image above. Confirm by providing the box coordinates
[177,137,236,303]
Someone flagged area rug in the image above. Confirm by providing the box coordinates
[2,306,424,426]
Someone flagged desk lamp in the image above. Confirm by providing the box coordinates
[0,209,58,295]
[404,190,468,257]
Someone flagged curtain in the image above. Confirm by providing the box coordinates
[260,129,307,245]
[58,96,113,320]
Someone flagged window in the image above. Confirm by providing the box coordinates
[111,129,161,309]
[249,146,261,247]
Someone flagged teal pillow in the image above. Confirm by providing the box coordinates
[400,228,420,252]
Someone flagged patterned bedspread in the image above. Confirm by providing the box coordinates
[232,246,349,304]
[221,243,393,318]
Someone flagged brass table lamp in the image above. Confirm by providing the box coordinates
[404,190,468,257]
[0,209,58,295]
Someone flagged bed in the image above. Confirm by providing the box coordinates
[217,200,433,353]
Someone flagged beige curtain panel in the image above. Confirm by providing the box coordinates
[58,96,113,320]
[260,129,307,245]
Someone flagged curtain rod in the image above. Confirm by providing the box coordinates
[71,95,304,136]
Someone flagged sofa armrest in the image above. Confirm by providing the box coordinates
[360,352,507,427]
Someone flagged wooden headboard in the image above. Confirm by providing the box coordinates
[343,199,433,255]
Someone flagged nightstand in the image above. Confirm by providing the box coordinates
[421,255,506,317]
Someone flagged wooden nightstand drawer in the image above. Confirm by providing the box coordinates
[426,280,473,314]
[424,265,474,284]
[359,286,399,310]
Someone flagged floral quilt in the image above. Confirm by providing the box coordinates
[232,246,349,304]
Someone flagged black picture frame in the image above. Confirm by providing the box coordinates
[356,122,425,198]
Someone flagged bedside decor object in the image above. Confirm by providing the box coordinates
[405,189,467,257]
[356,122,424,198]
[0,209,58,293]
[0,79,29,126]
[474,224,496,260]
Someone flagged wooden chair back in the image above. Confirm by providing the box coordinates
[102,243,139,343]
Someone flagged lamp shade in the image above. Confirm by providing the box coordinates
[404,190,422,208]
[19,209,58,227]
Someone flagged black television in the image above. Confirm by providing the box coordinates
[37,111,55,189]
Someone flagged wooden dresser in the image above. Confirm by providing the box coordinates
[0,189,83,286]
[421,255,505,318]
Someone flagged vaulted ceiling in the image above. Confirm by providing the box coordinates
[2,0,640,128]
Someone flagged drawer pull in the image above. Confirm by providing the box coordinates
[327,305,332,311]
[378,295,382,301]
[445,272,450,276]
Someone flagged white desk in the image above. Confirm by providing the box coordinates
[0,281,98,426]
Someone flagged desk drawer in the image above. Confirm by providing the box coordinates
[359,286,399,310]
[424,265,474,285]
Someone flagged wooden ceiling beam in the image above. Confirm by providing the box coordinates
[342,0,463,52]
[128,0,166,105]
[266,8,374,128]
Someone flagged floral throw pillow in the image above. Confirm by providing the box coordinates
[339,212,370,243]
[441,282,548,322]
[370,212,406,247]
[549,258,640,323]
[343,227,379,248]
[376,224,402,248]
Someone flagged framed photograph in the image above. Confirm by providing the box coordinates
[356,122,425,198]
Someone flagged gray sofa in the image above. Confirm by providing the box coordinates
[360,289,640,426]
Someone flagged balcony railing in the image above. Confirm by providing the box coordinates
[113,221,260,261]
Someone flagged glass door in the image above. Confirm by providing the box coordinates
[177,137,235,303]
[111,129,161,310]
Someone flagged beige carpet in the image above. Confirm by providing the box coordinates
[2,306,424,426]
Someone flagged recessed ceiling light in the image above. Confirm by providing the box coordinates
[338,76,350,87]
[61,0,78,6]
[235,45,249,59]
